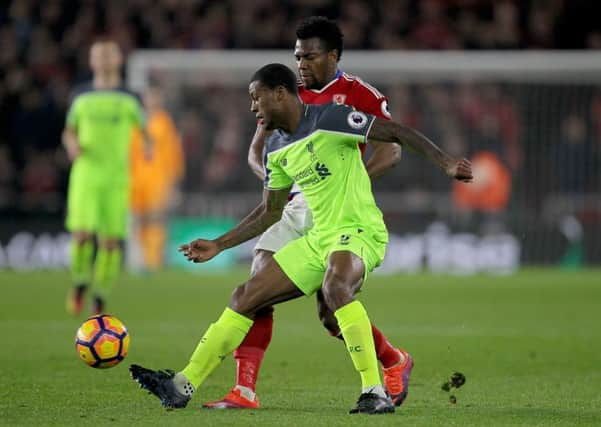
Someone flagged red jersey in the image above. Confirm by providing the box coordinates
[298,70,391,120]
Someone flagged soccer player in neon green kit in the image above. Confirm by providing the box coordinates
[64,39,150,315]
[130,63,472,414]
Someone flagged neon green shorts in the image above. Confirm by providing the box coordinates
[66,178,129,238]
[273,227,388,296]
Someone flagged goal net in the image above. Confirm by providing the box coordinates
[127,50,601,273]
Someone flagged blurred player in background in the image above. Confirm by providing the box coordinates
[203,17,411,410]
[64,39,151,316]
[130,63,472,414]
[130,85,184,273]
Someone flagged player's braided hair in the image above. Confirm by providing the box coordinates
[251,63,298,94]
[296,16,344,61]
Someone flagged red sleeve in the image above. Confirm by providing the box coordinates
[347,80,392,120]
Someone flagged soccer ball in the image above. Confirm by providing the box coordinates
[75,314,130,368]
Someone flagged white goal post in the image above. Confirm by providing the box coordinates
[128,50,601,90]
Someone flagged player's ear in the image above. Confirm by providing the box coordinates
[327,49,338,63]
[275,85,287,102]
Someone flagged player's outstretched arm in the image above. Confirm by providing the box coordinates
[365,140,402,179]
[367,118,473,182]
[178,186,291,263]
[248,124,273,181]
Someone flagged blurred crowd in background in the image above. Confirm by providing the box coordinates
[1,0,600,216]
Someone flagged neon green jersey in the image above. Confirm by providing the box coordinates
[264,103,387,237]
[66,85,144,185]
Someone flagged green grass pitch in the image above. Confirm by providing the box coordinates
[1,268,600,426]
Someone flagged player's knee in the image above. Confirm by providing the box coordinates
[321,272,353,311]
[98,239,120,250]
[73,232,93,245]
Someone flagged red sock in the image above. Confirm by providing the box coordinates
[371,324,401,369]
[233,306,274,392]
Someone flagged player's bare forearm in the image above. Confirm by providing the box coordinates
[215,187,290,251]
[367,118,473,182]
[248,124,272,181]
[368,118,450,171]
[62,127,81,162]
[365,140,402,179]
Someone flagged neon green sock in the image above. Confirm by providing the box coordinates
[181,308,253,388]
[70,239,94,285]
[334,300,381,389]
[93,247,122,298]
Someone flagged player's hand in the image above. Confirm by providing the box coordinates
[66,143,82,162]
[178,239,220,263]
[446,158,473,182]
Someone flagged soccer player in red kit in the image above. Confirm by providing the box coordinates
[203,16,413,409]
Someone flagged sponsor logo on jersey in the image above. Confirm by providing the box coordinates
[315,162,331,180]
[293,166,314,181]
[347,111,368,129]
[333,94,347,104]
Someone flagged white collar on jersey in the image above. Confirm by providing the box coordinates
[306,69,343,94]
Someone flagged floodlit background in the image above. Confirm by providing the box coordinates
[1,1,601,273]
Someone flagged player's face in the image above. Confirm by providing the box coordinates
[294,38,337,90]
[143,87,163,111]
[249,81,279,130]
[89,42,122,74]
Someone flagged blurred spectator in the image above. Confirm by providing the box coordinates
[0,146,16,210]
[457,83,522,171]
[410,0,456,49]
[551,113,594,193]
[21,149,61,212]
[453,150,511,213]
[203,114,244,191]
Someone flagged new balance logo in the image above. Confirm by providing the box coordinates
[315,162,331,180]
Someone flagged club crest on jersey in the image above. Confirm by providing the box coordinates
[333,94,347,104]
[347,111,368,129]
[307,141,317,161]
[280,158,287,167]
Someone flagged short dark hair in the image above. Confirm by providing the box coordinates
[250,63,298,94]
[296,16,344,61]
